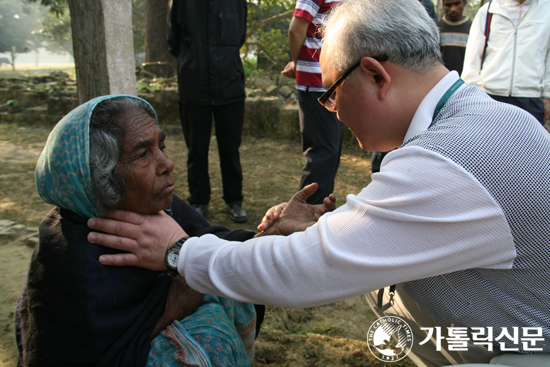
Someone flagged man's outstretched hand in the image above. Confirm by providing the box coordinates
[90,184,336,267]
[256,183,336,237]
[87,210,188,270]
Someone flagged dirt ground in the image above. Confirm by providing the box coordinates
[0,122,414,367]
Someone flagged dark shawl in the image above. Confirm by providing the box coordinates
[15,195,257,367]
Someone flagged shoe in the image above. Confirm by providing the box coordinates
[226,202,248,223]
[191,203,208,217]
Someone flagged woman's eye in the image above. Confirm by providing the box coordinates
[139,150,147,158]
[159,142,166,151]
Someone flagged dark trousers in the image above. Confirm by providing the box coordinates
[298,90,344,204]
[371,151,390,173]
[488,94,545,125]
[179,101,244,205]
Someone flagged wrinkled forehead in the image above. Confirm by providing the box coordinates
[118,108,162,144]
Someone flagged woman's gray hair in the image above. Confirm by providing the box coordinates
[88,96,157,214]
[322,0,442,74]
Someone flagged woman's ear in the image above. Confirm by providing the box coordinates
[360,57,392,100]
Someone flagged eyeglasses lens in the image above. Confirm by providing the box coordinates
[325,96,336,112]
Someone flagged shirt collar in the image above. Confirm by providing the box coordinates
[403,71,460,143]
[502,0,532,7]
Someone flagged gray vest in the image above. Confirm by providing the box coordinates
[402,85,550,360]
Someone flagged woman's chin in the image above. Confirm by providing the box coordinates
[154,193,175,214]
[163,192,175,209]
[121,192,175,215]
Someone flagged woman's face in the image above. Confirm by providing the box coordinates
[115,108,175,214]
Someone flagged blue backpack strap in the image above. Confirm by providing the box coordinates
[481,0,494,69]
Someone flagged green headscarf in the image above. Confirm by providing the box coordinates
[35,94,156,218]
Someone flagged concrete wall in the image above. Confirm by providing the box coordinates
[0,85,355,143]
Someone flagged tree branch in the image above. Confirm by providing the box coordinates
[246,9,293,41]
[247,41,287,69]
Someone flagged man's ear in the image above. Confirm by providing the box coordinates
[360,57,391,100]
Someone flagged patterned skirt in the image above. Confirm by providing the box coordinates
[147,294,256,367]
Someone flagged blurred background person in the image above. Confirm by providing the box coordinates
[462,0,550,124]
[168,0,249,222]
[439,0,472,75]
[281,0,345,205]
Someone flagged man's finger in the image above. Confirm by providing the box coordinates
[88,231,138,252]
[88,217,138,238]
[291,183,319,203]
[104,210,145,225]
[324,194,337,211]
[99,253,140,267]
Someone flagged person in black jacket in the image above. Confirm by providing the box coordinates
[168,0,249,223]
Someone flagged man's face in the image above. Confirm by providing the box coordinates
[320,49,377,151]
[443,0,466,22]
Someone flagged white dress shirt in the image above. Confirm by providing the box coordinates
[178,72,515,308]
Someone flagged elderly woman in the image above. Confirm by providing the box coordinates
[15,95,261,367]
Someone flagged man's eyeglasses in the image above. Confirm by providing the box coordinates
[318,54,388,112]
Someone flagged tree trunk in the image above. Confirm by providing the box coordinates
[145,0,174,64]
[68,0,137,104]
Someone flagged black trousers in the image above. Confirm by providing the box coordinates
[371,151,389,173]
[179,101,244,205]
[298,90,344,204]
[488,94,545,125]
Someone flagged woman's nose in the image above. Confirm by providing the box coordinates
[157,152,175,175]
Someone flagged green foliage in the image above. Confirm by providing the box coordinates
[292,326,307,335]
[136,79,155,93]
[24,0,295,73]
[132,0,145,54]
[27,0,66,16]
[34,6,72,55]
[244,0,294,72]
[45,78,65,95]
[311,325,345,336]
[242,56,261,79]
[0,0,43,54]
[302,347,317,359]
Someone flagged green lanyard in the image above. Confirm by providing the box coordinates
[432,78,465,121]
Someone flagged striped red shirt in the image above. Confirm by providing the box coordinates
[294,0,343,92]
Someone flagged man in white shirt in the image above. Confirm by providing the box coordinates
[89,0,550,365]
[462,0,550,124]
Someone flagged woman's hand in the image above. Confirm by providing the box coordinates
[87,210,187,270]
[257,202,288,231]
[256,183,336,237]
[149,275,203,340]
